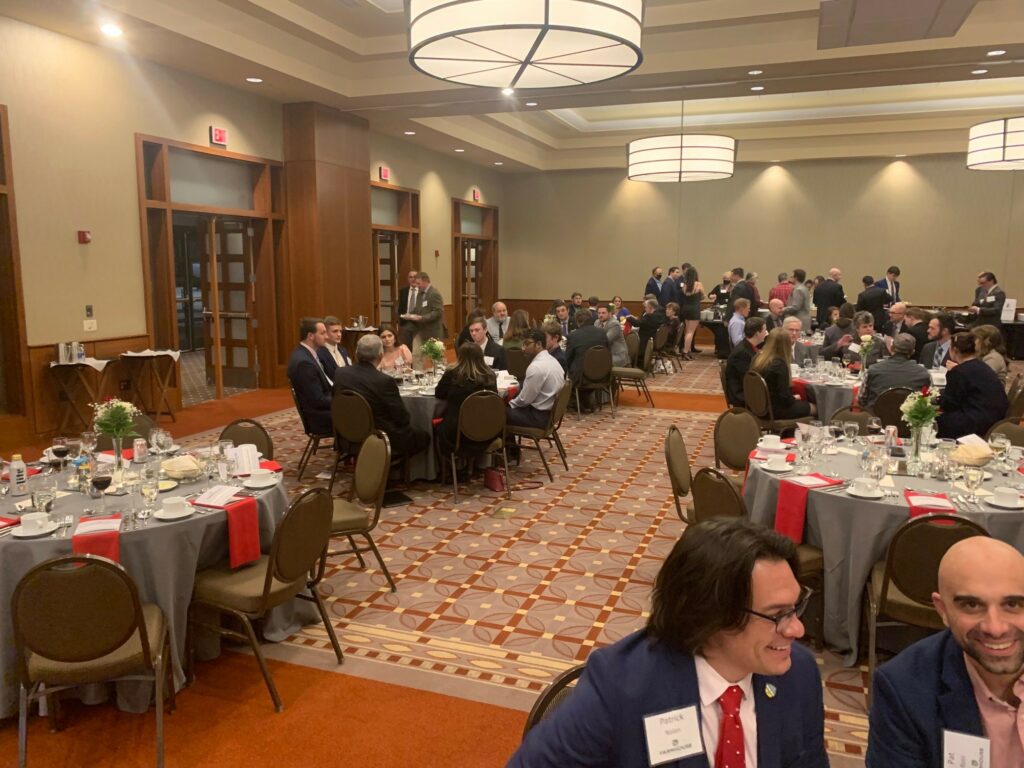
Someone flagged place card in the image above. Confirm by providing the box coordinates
[906,493,956,510]
[74,517,122,535]
[836,447,860,456]
[193,485,241,508]
[956,434,988,447]
[788,475,832,488]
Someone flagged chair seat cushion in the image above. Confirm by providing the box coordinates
[795,544,824,577]
[612,367,643,378]
[869,561,944,630]
[194,555,303,615]
[28,603,166,685]
[508,425,548,438]
[332,499,370,532]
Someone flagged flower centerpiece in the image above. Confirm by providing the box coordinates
[856,334,875,380]
[900,386,941,461]
[419,338,446,379]
[91,397,140,467]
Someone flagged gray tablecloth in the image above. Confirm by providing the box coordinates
[744,450,1024,665]
[794,379,858,421]
[401,391,442,480]
[0,478,311,717]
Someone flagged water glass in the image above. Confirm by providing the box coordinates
[140,477,159,519]
[963,466,984,504]
[80,430,98,457]
[843,421,860,442]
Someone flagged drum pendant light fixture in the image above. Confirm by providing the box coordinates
[967,117,1024,170]
[627,100,736,182]
[408,0,645,90]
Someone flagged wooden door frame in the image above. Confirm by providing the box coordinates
[451,198,499,327]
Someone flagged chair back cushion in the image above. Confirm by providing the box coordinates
[505,349,529,382]
[271,488,333,584]
[354,431,391,505]
[550,379,574,429]
[653,324,669,352]
[988,419,1024,447]
[715,408,761,471]
[871,387,913,437]
[625,331,639,364]
[1009,384,1024,419]
[691,468,747,523]
[743,371,771,420]
[13,555,144,664]
[522,664,586,736]
[582,347,613,382]
[332,390,374,443]
[830,408,871,435]
[883,514,989,605]
[219,419,274,459]
[664,425,692,497]
[458,391,506,444]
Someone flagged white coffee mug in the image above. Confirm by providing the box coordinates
[992,487,1019,506]
[20,512,48,533]
[162,496,188,514]
[760,435,782,449]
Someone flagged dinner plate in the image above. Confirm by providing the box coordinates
[12,521,60,538]
[243,476,279,489]
[762,463,793,473]
[826,381,848,387]
[154,506,194,521]
[847,487,885,499]
[985,497,1024,510]
[158,479,178,492]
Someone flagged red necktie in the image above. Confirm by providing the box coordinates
[715,685,745,768]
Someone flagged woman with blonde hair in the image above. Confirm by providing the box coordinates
[971,325,1009,383]
[750,328,815,418]
[502,309,532,351]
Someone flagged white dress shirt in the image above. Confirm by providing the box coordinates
[695,655,758,768]
[510,349,564,411]
[325,342,347,368]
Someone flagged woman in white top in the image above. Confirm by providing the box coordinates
[377,326,413,371]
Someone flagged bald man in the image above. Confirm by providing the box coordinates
[867,536,1024,767]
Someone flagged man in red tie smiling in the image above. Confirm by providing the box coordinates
[508,518,828,767]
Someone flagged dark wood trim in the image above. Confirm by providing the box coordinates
[167,201,276,219]
[135,133,283,167]
[371,180,420,195]
[371,223,419,234]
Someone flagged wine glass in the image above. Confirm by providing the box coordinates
[140,476,159,521]
[91,469,113,512]
[963,466,984,505]
[149,428,166,456]
[867,417,882,437]
[989,433,1011,473]
[868,457,886,487]
[80,430,97,459]
[50,436,69,474]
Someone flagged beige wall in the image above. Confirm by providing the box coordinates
[502,156,1024,308]
[369,133,504,303]
[0,16,282,345]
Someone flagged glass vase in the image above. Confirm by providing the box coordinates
[111,436,124,484]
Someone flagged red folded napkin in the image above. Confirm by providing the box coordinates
[225,496,260,569]
[72,515,121,563]
[851,386,860,405]
[506,385,519,399]
[1,467,42,482]
[748,449,797,463]
[101,448,135,461]
[0,515,19,530]
[791,379,809,400]
[431,417,444,427]
[258,460,282,472]
[781,437,796,445]
[903,490,958,518]
[775,474,844,544]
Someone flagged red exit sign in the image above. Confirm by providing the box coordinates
[209,126,229,146]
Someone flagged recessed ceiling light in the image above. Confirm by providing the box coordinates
[987,50,1007,56]
[972,68,989,75]
[245,77,263,84]
[494,162,504,166]
[770,159,781,163]
[895,154,907,158]
[525,101,538,107]
[748,69,763,75]
[454,148,465,152]
[501,87,515,96]
[404,130,416,135]
[750,85,765,92]
[100,22,123,38]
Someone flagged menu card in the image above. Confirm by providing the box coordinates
[74,517,122,534]
[229,444,260,476]
[193,485,241,509]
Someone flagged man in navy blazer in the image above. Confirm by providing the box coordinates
[509,519,828,768]
[285,317,333,436]
[317,315,352,379]
[868,537,1024,767]
[873,266,901,305]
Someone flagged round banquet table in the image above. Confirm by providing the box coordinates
[0,474,314,718]
[791,376,859,421]
[400,387,442,480]
[743,448,1024,666]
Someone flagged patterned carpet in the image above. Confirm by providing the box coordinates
[180,403,869,766]
[180,350,250,408]
[646,352,725,394]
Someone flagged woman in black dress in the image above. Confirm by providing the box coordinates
[937,332,1008,439]
[679,266,704,360]
[434,342,499,461]
[750,328,815,419]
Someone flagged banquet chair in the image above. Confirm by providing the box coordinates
[830,408,871,435]
[439,390,511,503]
[742,371,808,435]
[624,330,640,368]
[95,412,156,451]
[869,387,913,438]
[291,386,334,481]
[328,390,374,494]
[651,325,674,375]
[612,339,654,407]
[986,418,1024,447]
[1007,379,1024,419]
[718,360,734,406]
[664,425,693,523]
[864,513,989,702]
[188,487,343,712]
[1007,372,1023,403]
[714,408,761,493]
[329,431,396,592]
[574,346,615,417]
[219,418,274,459]
[505,349,529,382]
[508,379,572,482]
[521,663,586,737]
[12,554,173,768]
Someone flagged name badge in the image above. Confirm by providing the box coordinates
[643,706,704,766]
[943,729,990,768]
[848,342,862,354]
[484,355,495,366]
[985,296,996,303]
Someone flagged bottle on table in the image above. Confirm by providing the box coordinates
[9,454,28,497]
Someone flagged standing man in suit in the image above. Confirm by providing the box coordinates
[467,317,507,370]
[565,310,609,412]
[785,269,812,333]
[403,271,445,352]
[813,268,845,328]
[645,266,664,299]
[317,315,352,380]
[658,266,682,309]
[333,334,430,460]
[868,537,1024,768]
[510,518,828,768]
[874,265,901,305]
[397,270,420,348]
[727,267,755,320]
[969,271,1007,329]
[286,317,334,436]
[855,275,891,330]
[920,312,955,368]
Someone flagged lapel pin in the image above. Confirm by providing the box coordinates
[765,683,777,699]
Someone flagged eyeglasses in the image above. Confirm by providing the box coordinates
[743,585,813,631]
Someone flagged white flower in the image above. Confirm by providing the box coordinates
[860,335,873,343]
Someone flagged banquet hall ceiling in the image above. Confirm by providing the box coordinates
[4,0,1024,170]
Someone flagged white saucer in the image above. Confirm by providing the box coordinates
[762,463,793,473]
[12,521,60,538]
[158,480,178,492]
[756,442,786,451]
[986,497,1024,510]
[243,476,279,489]
[847,487,885,499]
[154,507,193,521]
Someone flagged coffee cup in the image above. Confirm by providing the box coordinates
[992,487,1020,507]
[759,435,782,450]
[766,456,790,471]
[20,512,48,533]
[852,477,876,495]
[249,468,272,483]
[162,496,188,514]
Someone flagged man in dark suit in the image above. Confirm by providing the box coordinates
[467,317,507,370]
[765,298,785,331]
[565,310,609,410]
[813,267,846,328]
[511,518,828,768]
[874,265,901,305]
[626,299,666,363]
[317,315,353,380]
[552,301,576,339]
[333,334,430,459]
[969,270,1007,329]
[900,306,931,360]
[936,333,1008,439]
[725,317,767,407]
[286,317,334,436]
[857,334,930,408]
[396,270,420,348]
[658,266,681,308]
[919,312,955,368]
[726,267,755,320]
[868,537,1024,768]
[855,274,891,330]
[644,266,663,299]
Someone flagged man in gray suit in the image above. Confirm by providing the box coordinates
[403,271,445,351]
[785,268,812,332]
[858,333,930,408]
[596,303,628,367]
[784,316,817,366]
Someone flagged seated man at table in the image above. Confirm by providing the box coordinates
[783,316,816,367]
[901,306,931,360]
[286,317,333,435]
[725,316,767,407]
[508,330,565,429]
[626,298,666,360]
[467,316,507,371]
[857,333,930,408]
[765,298,785,331]
[317,315,352,379]
[920,312,956,369]
[868,537,1024,768]
[831,311,887,368]
[596,304,629,367]
[541,321,567,372]
[510,518,828,768]
[566,310,610,411]
[333,334,430,459]
[728,298,751,348]
[552,301,576,339]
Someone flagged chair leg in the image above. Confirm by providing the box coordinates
[553,432,569,471]
[45,691,59,732]
[363,532,397,592]
[296,437,315,480]
[606,385,616,415]
[155,652,165,768]
[347,534,367,568]
[866,594,878,710]
[533,437,553,482]
[327,450,345,494]
[310,586,345,662]
[238,613,283,712]
[450,453,460,503]
[18,684,28,768]
[574,389,582,420]
[164,637,176,713]
[501,449,512,499]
